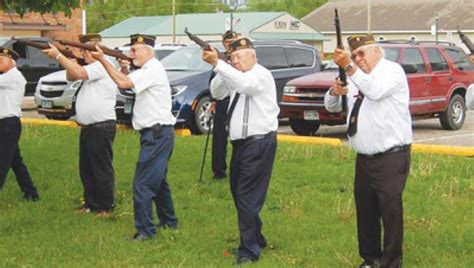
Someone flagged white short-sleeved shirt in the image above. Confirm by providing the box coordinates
[128,58,175,130]
[324,58,412,155]
[0,67,26,119]
[211,59,279,140]
[74,60,117,125]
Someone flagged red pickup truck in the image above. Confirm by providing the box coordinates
[280,41,474,135]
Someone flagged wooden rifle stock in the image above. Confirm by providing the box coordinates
[457,27,474,54]
[184,27,228,61]
[56,39,132,62]
[16,39,78,60]
[334,8,348,114]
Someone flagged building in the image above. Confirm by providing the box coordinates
[303,0,474,54]
[0,5,84,41]
[99,12,327,50]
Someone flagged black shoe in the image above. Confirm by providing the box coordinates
[259,240,267,249]
[131,233,153,241]
[213,175,226,180]
[23,192,39,202]
[234,256,257,265]
[359,260,380,268]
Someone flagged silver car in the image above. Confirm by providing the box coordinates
[34,70,82,120]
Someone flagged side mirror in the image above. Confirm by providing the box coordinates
[402,64,418,74]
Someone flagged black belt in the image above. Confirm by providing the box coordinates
[81,120,116,128]
[139,123,173,135]
[0,116,19,122]
[362,144,411,159]
[231,131,276,146]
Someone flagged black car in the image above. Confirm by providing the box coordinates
[0,37,63,96]
[116,40,321,133]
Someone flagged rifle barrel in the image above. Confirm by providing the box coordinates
[334,8,348,114]
[57,39,132,61]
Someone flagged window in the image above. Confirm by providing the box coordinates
[384,47,401,62]
[255,47,288,70]
[402,48,426,73]
[285,47,314,68]
[426,48,449,72]
[444,48,474,71]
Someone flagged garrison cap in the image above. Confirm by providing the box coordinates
[0,47,20,60]
[79,33,102,43]
[222,30,238,41]
[230,37,254,52]
[347,34,376,51]
[129,34,155,47]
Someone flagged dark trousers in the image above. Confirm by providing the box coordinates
[79,120,116,211]
[212,98,229,178]
[355,150,411,268]
[134,126,178,237]
[0,117,38,195]
[230,133,277,260]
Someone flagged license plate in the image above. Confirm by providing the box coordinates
[303,110,319,120]
[124,100,133,114]
[42,100,53,109]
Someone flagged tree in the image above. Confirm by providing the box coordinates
[1,0,81,17]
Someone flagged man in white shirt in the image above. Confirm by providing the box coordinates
[91,34,178,241]
[325,35,412,268]
[43,34,117,217]
[0,47,39,202]
[203,38,279,265]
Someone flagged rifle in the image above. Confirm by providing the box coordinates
[56,39,132,62]
[334,8,348,114]
[16,39,78,60]
[184,28,227,60]
[457,26,474,54]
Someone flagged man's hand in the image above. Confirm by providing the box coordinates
[209,101,216,114]
[202,46,218,66]
[42,44,61,59]
[330,78,349,96]
[333,47,351,71]
[91,45,105,62]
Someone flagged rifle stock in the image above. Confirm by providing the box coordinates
[334,8,348,114]
[184,28,227,60]
[457,27,474,54]
[16,39,78,60]
[56,39,132,62]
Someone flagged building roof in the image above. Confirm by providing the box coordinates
[100,12,326,41]
[101,12,286,37]
[303,0,474,33]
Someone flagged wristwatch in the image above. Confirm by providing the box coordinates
[344,62,354,72]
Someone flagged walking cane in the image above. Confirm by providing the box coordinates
[198,113,213,182]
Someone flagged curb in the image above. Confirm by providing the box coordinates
[21,118,473,157]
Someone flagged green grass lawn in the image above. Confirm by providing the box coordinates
[0,124,472,267]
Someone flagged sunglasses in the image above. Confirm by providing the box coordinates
[351,47,372,61]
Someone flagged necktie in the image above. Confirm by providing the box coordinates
[347,92,364,137]
[225,92,240,130]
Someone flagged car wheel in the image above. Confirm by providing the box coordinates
[289,118,320,136]
[439,94,466,130]
[190,95,213,135]
[45,115,71,121]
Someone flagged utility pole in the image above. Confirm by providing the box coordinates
[435,16,439,44]
[367,0,371,34]
[172,0,176,43]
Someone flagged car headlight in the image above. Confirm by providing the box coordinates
[69,80,83,91]
[171,85,187,97]
[283,86,296,94]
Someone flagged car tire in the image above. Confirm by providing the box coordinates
[289,118,320,136]
[439,94,466,130]
[190,95,213,135]
[45,115,71,121]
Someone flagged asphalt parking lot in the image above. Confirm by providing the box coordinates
[22,97,473,147]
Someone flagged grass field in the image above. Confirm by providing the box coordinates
[0,124,472,267]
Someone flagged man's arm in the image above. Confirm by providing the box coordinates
[91,46,134,89]
[42,45,87,81]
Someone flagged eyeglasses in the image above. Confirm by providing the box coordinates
[351,47,371,61]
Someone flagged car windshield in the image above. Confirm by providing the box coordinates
[161,45,215,72]
[0,38,9,46]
